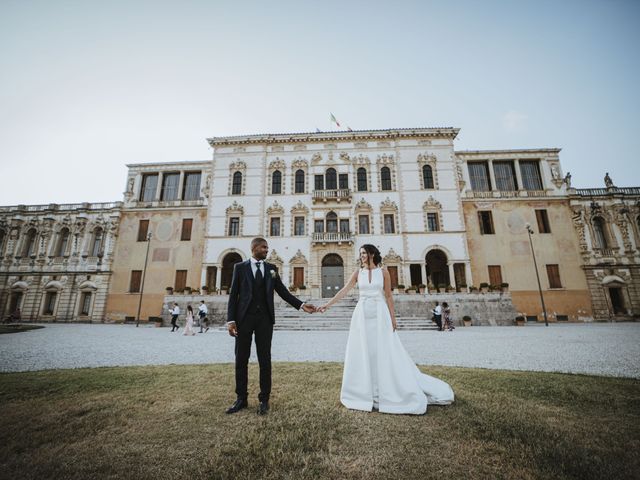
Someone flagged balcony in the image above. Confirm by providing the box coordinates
[594,247,617,257]
[465,189,550,199]
[312,189,352,204]
[312,232,354,246]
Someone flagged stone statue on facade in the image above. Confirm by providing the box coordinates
[604,172,614,188]
[564,171,572,188]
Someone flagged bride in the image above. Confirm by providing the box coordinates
[318,244,454,415]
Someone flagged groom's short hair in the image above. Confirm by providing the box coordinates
[251,237,267,250]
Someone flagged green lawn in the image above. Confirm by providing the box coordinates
[0,364,638,480]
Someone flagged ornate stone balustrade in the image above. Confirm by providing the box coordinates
[312,232,354,245]
[312,189,352,203]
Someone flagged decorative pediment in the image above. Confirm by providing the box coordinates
[229,160,247,172]
[290,201,309,214]
[269,158,286,171]
[339,152,350,162]
[376,153,395,166]
[267,249,284,265]
[355,198,372,211]
[351,153,370,166]
[266,201,284,215]
[311,153,322,164]
[79,280,98,290]
[226,201,244,214]
[423,196,442,210]
[417,153,437,164]
[383,248,402,264]
[380,197,398,211]
[289,249,308,264]
[291,157,308,169]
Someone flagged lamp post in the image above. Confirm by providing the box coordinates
[525,223,549,326]
[135,232,152,327]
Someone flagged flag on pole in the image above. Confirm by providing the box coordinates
[330,113,341,128]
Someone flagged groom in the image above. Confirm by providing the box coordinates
[226,237,316,415]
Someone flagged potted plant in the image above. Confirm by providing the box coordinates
[446,284,455,293]
[184,286,192,295]
[220,285,228,295]
[396,284,405,294]
[458,283,467,293]
[299,285,307,291]
[515,315,525,326]
[438,283,446,293]
[469,285,478,293]
[201,285,209,294]
[406,286,416,294]
[479,282,489,293]
[501,282,509,293]
[427,282,435,294]
[462,315,472,327]
[191,287,200,295]
[165,286,174,295]
[418,283,426,294]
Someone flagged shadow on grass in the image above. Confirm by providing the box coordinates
[0,363,638,480]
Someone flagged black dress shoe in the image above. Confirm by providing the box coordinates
[225,399,248,414]
[257,401,269,415]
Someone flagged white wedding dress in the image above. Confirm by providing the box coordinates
[341,268,454,414]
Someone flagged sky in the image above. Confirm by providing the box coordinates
[1,0,639,205]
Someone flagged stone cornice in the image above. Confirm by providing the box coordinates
[126,160,210,168]
[208,127,460,148]
[455,148,561,157]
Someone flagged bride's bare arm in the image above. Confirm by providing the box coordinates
[320,270,359,310]
[382,268,397,331]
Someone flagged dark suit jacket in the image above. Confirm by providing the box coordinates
[227,260,303,326]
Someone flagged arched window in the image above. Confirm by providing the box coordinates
[381,167,392,191]
[326,168,337,190]
[422,165,434,189]
[232,171,242,195]
[326,211,338,233]
[23,228,37,257]
[592,217,608,249]
[272,170,282,194]
[56,228,70,257]
[357,168,368,192]
[91,228,103,257]
[295,169,305,193]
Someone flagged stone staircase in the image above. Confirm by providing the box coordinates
[272,296,438,331]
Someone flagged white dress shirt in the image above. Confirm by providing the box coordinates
[172,305,180,315]
[198,303,208,315]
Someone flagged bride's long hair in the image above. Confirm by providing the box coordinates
[359,244,382,268]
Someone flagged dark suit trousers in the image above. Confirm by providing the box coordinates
[235,310,273,402]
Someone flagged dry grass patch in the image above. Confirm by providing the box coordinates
[0,364,638,480]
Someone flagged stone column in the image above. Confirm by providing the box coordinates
[514,160,524,192]
[487,160,497,192]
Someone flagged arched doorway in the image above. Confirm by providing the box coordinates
[221,252,243,290]
[322,254,344,298]
[425,249,449,287]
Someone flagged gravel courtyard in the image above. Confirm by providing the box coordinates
[1,322,639,378]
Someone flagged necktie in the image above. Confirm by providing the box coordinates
[255,262,263,282]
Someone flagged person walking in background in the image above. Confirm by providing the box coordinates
[170,302,180,332]
[431,301,442,331]
[183,305,196,336]
[198,300,209,333]
[442,302,455,331]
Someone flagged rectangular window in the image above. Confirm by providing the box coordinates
[80,292,92,315]
[426,212,439,232]
[228,217,240,236]
[339,174,349,189]
[175,270,187,292]
[493,161,517,191]
[546,264,562,288]
[140,174,158,202]
[357,169,367,191]
[384,214,395,234]
[478,211,495,234]
[314,175,324,190]
[358,215,370,234]
[293,267,304,288]
[488,265,503,286]
[181,218,193,241]
[294,216,305,236]
[270,217,281,236]
[468,162,491,191]
[535,209,551,233]
[182,172,201,200]
[129,270,142,293]
[137,220,149,242]
[520,160,543,190]
[161,173,180,201]
[314,220,324,233]
[340,219,350,233]
[43,292,57,315]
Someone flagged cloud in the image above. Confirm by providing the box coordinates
[502,110,528,132]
